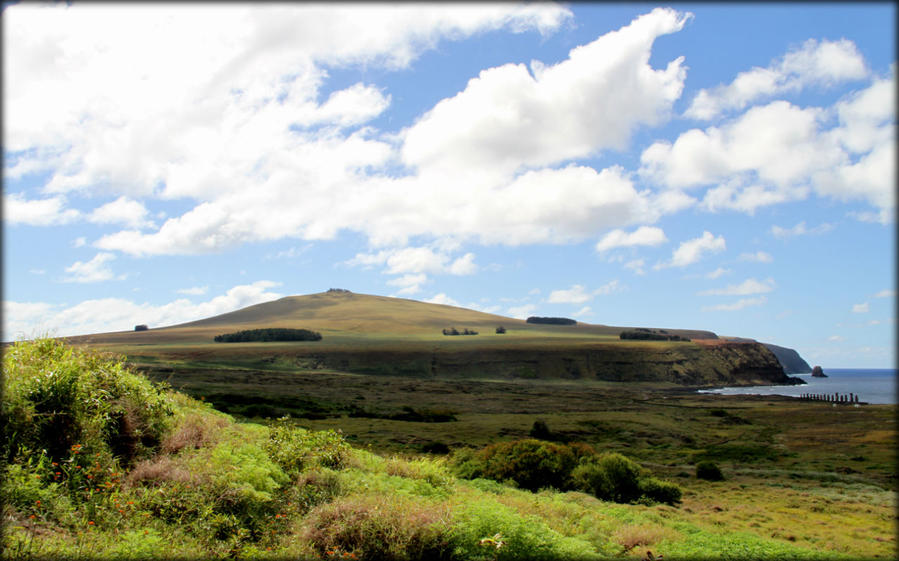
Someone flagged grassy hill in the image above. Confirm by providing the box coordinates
[64,290,717,346]
[61,290,797,389]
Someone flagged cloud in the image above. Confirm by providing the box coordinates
[738,251,773,263]
[574,306,592,318]
[425,293,462,307]
[643,101,839,194]
[62,253,122,283]
[387,274,428,295]
[770,221,834,238]
[685,38,868,120]
[548,281,621,304]
[828,335,845,342]
[88,196,154,228]
[506,304,537,319]
[702,296,767,312]
[346,246,478,284]
[874,289,895,298]
[596,226,668,252]
[6,3,576,254]
[644,69,895,221]
[852,302,870,313]
[624,259,646,275]
[700,277,775,296]
[4,192,80,226]
[706,267,730,279]
[548,285,593,304]
[176,286,208,296]
[3,280,283,338]
[402,7,689,176]
[657,231,725,269]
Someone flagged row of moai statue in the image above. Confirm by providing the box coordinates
[800,392,859,403]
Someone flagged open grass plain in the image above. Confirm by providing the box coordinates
[6,291,895,559]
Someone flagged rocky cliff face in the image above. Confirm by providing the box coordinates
[274,340,797,387]
[762,343,812,374]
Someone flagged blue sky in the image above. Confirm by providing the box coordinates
[3,3,895,368]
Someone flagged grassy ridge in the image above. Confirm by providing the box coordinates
[3,340,895,559]
[61,292,793,387]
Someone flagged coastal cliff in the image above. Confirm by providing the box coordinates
[762,343,813,374]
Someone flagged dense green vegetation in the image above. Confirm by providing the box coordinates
[526,317,577,325]
[619,329,690,342]
[3,339,894,560]
[213,328,322,343]
[442,327,479,336]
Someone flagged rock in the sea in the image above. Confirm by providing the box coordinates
[811,365,827,378]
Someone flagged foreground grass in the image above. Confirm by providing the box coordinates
[3,340,895,560]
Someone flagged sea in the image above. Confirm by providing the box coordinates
[698,368,897,405]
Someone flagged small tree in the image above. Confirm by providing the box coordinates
[496,326,506,334]
[696,461,724,481]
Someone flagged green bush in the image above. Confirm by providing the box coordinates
[571,453,643,503]
[696,461,725,481]
[213,328,322,343]
[1,339,174,467]
[264,417,352,478]
[460,439,579,492]
[638,477,682,505]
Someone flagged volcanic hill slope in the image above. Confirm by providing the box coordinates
[66,290,799,387]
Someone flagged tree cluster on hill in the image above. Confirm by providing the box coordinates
[495,326,506,334]
[526,316,577,325]
[213,328,322,343]
[327,288,351,294]
[442,327,478,336]
[620,329,690,342]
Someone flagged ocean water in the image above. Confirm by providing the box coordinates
[698,368,897,405]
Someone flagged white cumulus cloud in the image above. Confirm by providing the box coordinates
[596,226,668,252]
[401,7,689,176]
[738,251,773,263]
[771,221,834,238]
[3,280,283,338]
[700,277,775,296]
[685,38,868,120]
[4,192,80,226]
[657,231,726,269]
[62,253,122,283]
[702,296,767,312]
[88,196,154,229]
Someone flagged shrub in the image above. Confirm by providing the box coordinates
[264,417,352,478]
[1,339,173,466]
[638,477,682,505]
[612,524,679,553]
[526,317,576,325]
[299,494,454,561]
[529,420,552,440]
[464,439,579,492]
[696,461,725,481]
[571,453,644,503]
[213,328,322,343]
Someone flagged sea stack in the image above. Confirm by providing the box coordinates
[811,365,827,378]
